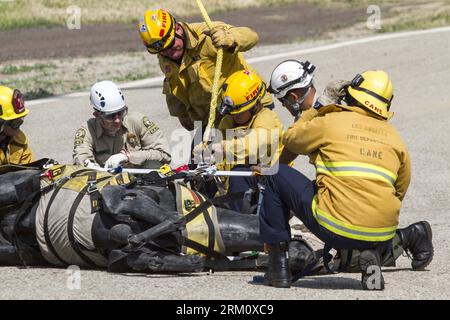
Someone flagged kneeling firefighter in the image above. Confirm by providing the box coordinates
[231,70,433,289]
[266,59,434,278]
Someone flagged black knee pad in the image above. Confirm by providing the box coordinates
[289,238,316,275]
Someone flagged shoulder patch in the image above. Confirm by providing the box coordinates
[143,117,152,128]
[74,128,87,147]
[127,133,138,148]
[75,128,87,139]
[143,117,159,135]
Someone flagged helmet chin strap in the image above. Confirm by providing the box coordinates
[287,86,312,118]
[0,131,9,146]
[291,102,301,117]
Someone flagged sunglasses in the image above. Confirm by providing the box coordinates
[146,19,176,54]
[147,35,175,54]
[99,109,128,122]
[279,85,312,107]
[0,118,24,133]
[8,118,24,129]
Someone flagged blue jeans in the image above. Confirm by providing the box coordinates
[229,165,392,253]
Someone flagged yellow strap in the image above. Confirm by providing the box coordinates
[195,0,223,144]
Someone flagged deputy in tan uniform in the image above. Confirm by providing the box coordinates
[0,85,34,166]
[73,81,171,169]
[138,9,274,132]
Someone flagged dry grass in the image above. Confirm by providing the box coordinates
[313,0,450,41]
[0,52,160,99]
[0,0,298,30]
[4,0,449,30]
[2,0,450,99]
[379,1,450,33]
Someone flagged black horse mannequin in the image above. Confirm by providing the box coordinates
[0,167,315,275]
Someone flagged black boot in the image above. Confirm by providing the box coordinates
[397,221,433,271]
[359,249,385,290]
[263,242,291,288]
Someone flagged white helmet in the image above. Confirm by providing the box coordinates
[268,60,316,99]
[90,81,126,114]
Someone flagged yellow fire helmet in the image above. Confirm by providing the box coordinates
[0,85,29,121]
[220,70,267,116]
[138,9,177,54]
[347,70,394,119]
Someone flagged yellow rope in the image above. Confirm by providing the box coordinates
[195,0,223,144]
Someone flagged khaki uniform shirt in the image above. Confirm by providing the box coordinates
[73,111,171,169]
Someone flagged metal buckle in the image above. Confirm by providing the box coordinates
[87,183,98,194]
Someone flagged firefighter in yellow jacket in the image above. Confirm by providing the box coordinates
[231,70,433,290]
[193,70,283,201]
[217,70,283,168]
[0,85,34,165]
[138,9,274,132]
[268,60,433,278]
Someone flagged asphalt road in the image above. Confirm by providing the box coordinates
[1,28,450,300]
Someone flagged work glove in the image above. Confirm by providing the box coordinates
[209,142,224,164]
[316,80,351,109]
[83,160,102,170]
[104,150,129,169]
[192,143,206,165]
[193,142,223,165]
[205,26,236,49]
[178,116,195,132]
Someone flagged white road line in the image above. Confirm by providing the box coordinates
[27,26,450,107]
